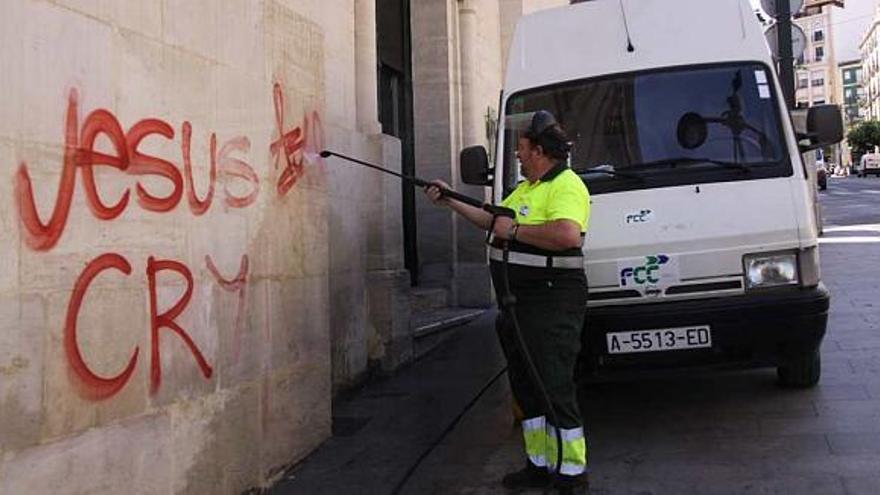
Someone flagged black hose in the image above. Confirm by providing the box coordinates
[389,367,508,495]
[495,221,564,477]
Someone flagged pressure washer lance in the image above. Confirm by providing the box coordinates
[320,149,566,482]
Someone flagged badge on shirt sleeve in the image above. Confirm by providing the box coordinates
[519,205,530,217]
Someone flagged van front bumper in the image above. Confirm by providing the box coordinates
[583,284,830,372]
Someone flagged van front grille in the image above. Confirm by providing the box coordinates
[664,280,742,295]
[590,290,642,301]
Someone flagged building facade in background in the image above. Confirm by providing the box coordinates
[840,59,866,124]
[794,5,841,108]
[839,58,866,166]
[860,3,880,119]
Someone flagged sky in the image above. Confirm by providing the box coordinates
[750,0,875,62]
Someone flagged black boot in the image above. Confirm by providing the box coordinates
[501,461,550,490]
[552,473,589,494]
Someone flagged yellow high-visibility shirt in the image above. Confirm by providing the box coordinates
[501,164,591,233]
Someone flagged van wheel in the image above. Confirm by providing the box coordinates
[777,349,821,388]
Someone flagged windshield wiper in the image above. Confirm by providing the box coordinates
[633,157,751,172]
[578,164,645,182]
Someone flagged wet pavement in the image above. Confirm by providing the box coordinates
[274,175,880,495]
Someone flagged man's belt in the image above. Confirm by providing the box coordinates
[489,247,584,269]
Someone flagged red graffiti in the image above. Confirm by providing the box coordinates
[14,90,258,251]
[127,119,183,212]
[64,253,139,400]
[181,121,217,215]
[147,257,213,394]
[271,83,306,196]
[79,108,131,220]
[19,84,323,399]
[15,88,80,251]
[218,137,259,208]
[64,254,218,400]
[206,255,249,362]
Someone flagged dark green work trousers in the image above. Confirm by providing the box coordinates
[491,261,588,429]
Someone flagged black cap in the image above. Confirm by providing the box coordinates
[523,110,571,157]
[525,110,559,139]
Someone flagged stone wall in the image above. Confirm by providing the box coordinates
[0,0,398,492]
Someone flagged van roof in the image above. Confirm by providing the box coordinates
[505,0,772,96]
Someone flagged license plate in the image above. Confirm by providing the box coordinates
[606,326,712,354]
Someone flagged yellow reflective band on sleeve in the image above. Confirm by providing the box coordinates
[545,425,587,475]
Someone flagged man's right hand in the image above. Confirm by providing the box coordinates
[424,180,452,206]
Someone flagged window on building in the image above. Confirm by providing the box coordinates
[845,70,853,82]
[814,99,826,105]
[798,73,809,89]
[846,88,854,100]
[813,30,824,43]
[815,46,824,61]
[811,70,824,87]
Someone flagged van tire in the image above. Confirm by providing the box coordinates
[777,349,821,388]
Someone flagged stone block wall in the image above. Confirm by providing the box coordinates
[0,0,398,492]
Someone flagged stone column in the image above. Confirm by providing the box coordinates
[454,0,492,307]
[412,0,456,289]
[355,0,381,134]
[357,0,411,374]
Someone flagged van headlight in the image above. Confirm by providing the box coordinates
[743,252,799,290]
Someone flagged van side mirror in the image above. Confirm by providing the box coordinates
[460,145,492,186]
[795,104,843,152]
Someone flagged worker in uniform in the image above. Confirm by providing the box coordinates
[424,110,590,492]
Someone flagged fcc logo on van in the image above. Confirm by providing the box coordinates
[626,209,653,224]
[618,254,679,289]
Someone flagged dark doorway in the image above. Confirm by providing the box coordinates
[377,0,418,285]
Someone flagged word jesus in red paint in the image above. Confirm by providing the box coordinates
[14,89,257,252]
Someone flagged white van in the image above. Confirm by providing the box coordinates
[856,152,880,177]
[461,0,842,387]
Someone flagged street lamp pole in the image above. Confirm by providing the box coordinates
[777,0,796,109]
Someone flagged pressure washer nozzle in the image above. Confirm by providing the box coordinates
[319,150,332,158]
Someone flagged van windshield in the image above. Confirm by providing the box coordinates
[503,63,791,195]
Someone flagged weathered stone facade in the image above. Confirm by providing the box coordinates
[0,0,565,492]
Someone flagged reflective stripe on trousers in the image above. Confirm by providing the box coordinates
[546,424,588,475]
[522,416,548,467]
[522,416,587,475]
